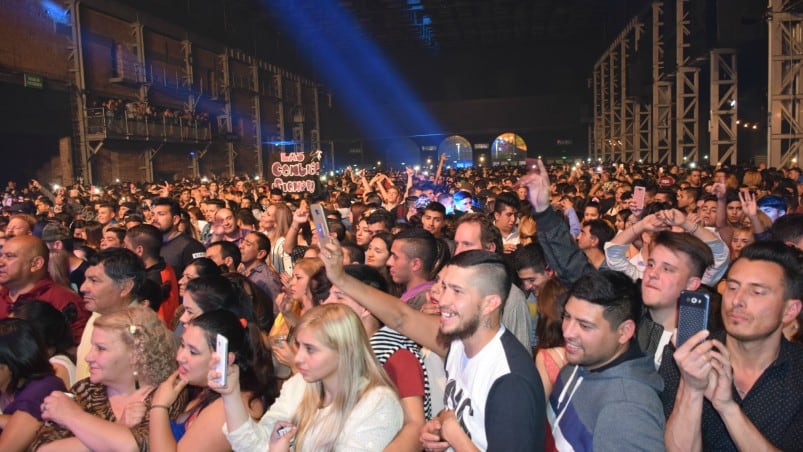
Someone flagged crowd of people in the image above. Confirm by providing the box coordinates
[90,97,211,126]
[0,157,801,451]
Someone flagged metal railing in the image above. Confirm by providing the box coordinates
[86,108,211,142]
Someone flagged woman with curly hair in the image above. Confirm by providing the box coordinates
[31,306,184,451]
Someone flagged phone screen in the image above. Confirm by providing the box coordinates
[676,290,711,347]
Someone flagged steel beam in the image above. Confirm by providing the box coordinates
[710,49,738,165]
[768,0,803,167]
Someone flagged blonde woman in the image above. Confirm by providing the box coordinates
[261,203,293,275]
[212,303,403,451]
[32,306,184,451]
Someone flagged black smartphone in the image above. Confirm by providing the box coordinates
[676,290,711,347]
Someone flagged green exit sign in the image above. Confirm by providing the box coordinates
[24,73,44,89]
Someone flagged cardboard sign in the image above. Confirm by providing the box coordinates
[268,150,322,194]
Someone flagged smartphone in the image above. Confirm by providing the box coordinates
[633,186,646,210]
[215,334,229,386]
[676,290,711,347]
[276,425,291,438]
[310,203,330,241]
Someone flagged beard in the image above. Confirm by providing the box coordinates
[437,310,481,343]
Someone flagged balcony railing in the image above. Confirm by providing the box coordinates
[86,108,212,143]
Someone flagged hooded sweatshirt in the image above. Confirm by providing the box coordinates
[547,342,666,452]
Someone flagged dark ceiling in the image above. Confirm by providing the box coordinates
[128,0,649,95]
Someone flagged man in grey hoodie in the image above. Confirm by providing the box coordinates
[549,270,666,451]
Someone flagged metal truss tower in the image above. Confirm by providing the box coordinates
[710,50,738,165]
[768,0,803,168]
[652,1,672,164]
[675,0,700,165]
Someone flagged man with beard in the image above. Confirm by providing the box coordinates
[665,242,803,450]
[319,244,545,451]
[150,197,205,278]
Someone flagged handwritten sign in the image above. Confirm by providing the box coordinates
[268,150,322,193]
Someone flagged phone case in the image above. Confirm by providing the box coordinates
[676,290,710,347]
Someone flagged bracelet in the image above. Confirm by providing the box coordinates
[150,404,170,411]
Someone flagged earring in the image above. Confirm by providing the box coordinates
[133,370,140,390]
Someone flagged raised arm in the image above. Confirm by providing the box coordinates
[319,240,446,357]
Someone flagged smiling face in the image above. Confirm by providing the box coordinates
[176,325,213,386]
[562,296,631,370]
[436,265,483,340]
[86,327,133,386]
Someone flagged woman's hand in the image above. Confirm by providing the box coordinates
[40,391,83,427]
[120,385,156,428]
[269,421,297,451]
[208,351,240,397]
[151,371,188,407]
[272,339,297,369]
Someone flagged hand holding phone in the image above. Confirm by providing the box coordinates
[214,334,229,387]
[633,186,646,210]
[676,290,711,347]
[310,203,330,242]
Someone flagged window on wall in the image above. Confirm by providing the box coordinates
[438,135,473,168]
[491,132,526,165]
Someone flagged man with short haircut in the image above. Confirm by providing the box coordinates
[95,202,117,227]
[512,242,554,348]
[772,213,803,249]
[5,213,35,237]
[206,240,241,273]
[493,192,521,253]
[420,202,446,238]
[365,209,395,236]
[75,248,147,380]
[150,197,205,278]
[206,208,249,246]
[239,231,282,302]
[454,213,533,352]
[0,235,89,342]
[124,224,180,327]
[665,241,803,450]
[577,219,615,269]
[677,187,700,214]
[269,188,284,204]
[200,198,225,243]
[388,230,438,310]
[550,270,666,450]
[319,246,545,451]
[582,201,601,222]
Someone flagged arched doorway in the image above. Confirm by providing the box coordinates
[437,135,473,168]
[491,132,527,165]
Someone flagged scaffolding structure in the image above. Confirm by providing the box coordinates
[768,0,803,167]
[710,49,738,164]
[592,1,751,167]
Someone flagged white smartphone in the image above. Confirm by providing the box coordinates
[215,334,229,386]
